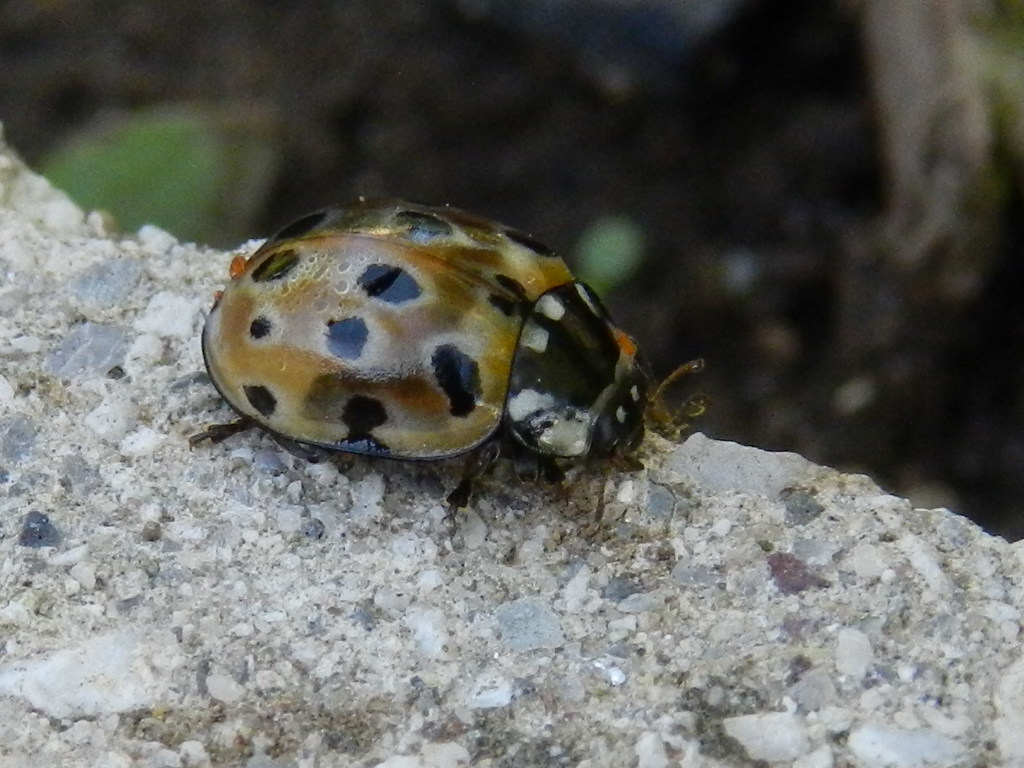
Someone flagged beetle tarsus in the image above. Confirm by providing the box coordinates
[447,441,502,508]
[188,418,253,448]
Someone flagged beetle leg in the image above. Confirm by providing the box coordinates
[188,418,253,448]
[447,441,502,508]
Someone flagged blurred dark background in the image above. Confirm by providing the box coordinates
[3,0,1024,537]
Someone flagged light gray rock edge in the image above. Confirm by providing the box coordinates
[0,128,1020,768]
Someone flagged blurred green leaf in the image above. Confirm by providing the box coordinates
[965,21,1024,196]
[573,215,645,295]
[41,104,280,245]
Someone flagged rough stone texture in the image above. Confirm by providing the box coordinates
[0,126,1020,767]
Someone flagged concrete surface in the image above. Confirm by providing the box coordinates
[0,127,1021,767]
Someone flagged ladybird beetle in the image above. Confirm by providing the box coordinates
[193,198,652,504]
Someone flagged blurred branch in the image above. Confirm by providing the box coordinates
[838,0,1010,373]
[861,0,997,293]
[804,0,1024,485]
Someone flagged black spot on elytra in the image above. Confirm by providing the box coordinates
[271,210,328,242]
[249,316,271,339]
[326,317,369,359]
[342,395,387,438]
[244,385,277,418]
[358,264,422,303]
[337,435,391,455]
[494,273,527,300]
[505,228,555,257]
[301,376,392,455]
[487,292,517,316]
[251,249,299,282]
[432,344,480,417]
[394,209,454,243]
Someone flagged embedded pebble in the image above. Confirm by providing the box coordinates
[846,724,965,767]
[792,537,839,565]
[47,543,88,567]
[275,506,304,534]
[468,676,514,709]
[141,520,162,541]
[669,432,817,496]
[594,660,626,686]
[995,656,1024,761]
[85,397,134,442]
[782,488,825,525]
[301,517,326,539]
[60,454,103,494]
[722,712,810,762]
[459,510,487,549]
[44,321,129,379]
[644,483,676,520]
[616,590,664,614]
[898,534,951,595]
[768,551,826,594]
[349,474,385,519]
[670,563,719,587]
[602,577,641,602]
[0,413,36,462]
[205,672,245,704]
[374,588,413,613]
[420,742,471,767]
[71,259,142,308]
[254,447,286,474]
[136,224,178,251]
[416,568,443,591]
[133,291,197,339]
[794,745,834,768]
[634,732,669,768]
[405,606,448,658]
[177,741,210,767]
[615,479,635,503]
[69,561,97,591]
[788,668,838,712]
[562,563,591,612]
[835,627,873,678]
[119,427,164,455]
[494,597,564,651]
[10,335,42,353]
[0,631,174,718]
[19,511,61,548]
[125,332,165,372]
[843,544,884,581]
[0,373,14,404]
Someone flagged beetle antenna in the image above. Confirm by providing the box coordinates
[646,358,710,438]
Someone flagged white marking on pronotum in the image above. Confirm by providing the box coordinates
[536,294,565,321]
[575,283,600,316]
[615,406,627,423]
[521,324,549,353]
[507,389,556,421]
[539,415,589,456]
[630,385,640,402]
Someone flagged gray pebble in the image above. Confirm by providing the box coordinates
[302,518,326,539]
[495,597,564,651]
[45,322,130,379]
[602,577,641,602]
[71,260,143,308]
[19,511,61,548]
[1,413,37,463]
